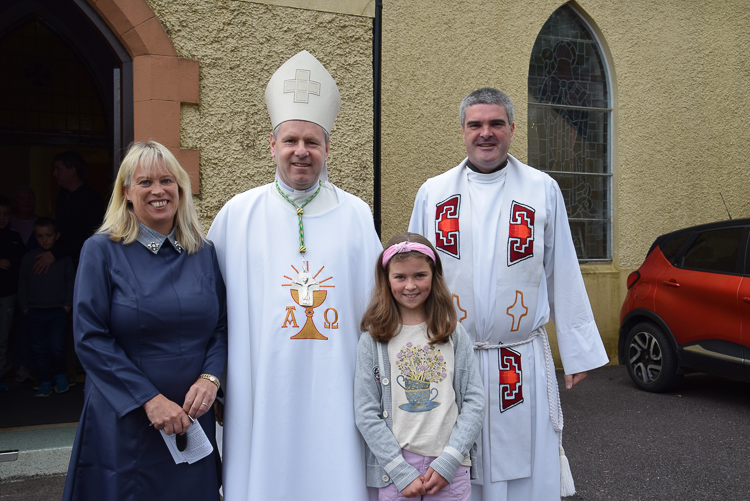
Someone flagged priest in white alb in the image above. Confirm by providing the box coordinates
[208,50,382,501]
[409,88,609,501]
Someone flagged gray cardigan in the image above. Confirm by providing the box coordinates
[354,322,485,491]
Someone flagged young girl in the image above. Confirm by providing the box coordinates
[355,232,485,500]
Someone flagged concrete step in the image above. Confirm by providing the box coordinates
[0,423,76,480]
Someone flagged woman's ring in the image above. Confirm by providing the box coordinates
[201,402,208,406]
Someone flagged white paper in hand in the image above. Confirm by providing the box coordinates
[160,419,214,464]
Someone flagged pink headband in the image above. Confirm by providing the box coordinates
[381,241,436,269]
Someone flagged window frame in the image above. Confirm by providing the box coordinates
[527,4,613,262]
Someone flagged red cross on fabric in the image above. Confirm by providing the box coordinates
[499,369,521,386]
[509,224,532,240]
[438,217,459,234]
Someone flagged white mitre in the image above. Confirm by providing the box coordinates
[265,50,341,135]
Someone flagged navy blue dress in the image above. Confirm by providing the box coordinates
[63,234,227,501]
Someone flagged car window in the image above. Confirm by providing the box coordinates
[680,227,743,274]
[660,232,692,263]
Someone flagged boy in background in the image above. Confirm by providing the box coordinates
[18,218,74,396]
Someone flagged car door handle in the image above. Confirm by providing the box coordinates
[743,297,750,303]
[662,280,680,287]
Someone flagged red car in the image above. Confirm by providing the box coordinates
[619,218,750,392]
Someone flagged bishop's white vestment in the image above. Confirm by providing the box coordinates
[208,181,382,501]
[409,155,608,501]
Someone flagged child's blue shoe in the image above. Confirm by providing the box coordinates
[35,382,52,397]
[0,381,8,391]
[54,374,69,394]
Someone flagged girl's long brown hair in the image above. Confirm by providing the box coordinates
[360,232,457,345]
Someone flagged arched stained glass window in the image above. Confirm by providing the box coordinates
[528,5,611,260]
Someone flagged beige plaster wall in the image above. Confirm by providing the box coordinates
[581,0,750,268]
[381,0,750,365]
[249,0,375,17]
[145,0,374,227]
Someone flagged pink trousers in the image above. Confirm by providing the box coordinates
[378,449,471,501]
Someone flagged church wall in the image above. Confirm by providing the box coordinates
[144,0,375,226]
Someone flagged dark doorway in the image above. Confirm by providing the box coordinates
[0,0,133,428]
[0,0,133,206]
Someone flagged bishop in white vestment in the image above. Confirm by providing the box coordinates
[208,51,382,501]
[409,88,608,501]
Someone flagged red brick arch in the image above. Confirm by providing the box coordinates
[86,0,201,193]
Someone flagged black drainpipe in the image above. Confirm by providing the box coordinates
[372,0,383,237]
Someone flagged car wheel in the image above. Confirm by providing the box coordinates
[624,322,682,392]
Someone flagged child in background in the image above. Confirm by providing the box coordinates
[18,218,74,397]
[0,197,26,391]
[355,232,485,500]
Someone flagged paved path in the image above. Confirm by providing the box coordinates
[560,365,750,501]
[0,474,64,500]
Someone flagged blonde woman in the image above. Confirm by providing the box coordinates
[63,141,227,501]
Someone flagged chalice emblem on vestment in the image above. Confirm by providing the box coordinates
[282,262,334,340]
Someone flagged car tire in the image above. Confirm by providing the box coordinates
[624,322,682,392]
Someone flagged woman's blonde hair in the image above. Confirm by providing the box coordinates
[360,232,457,345]
[98,141,204,253]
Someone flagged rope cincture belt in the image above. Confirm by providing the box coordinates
[275,179,322,254]
[473,327,566,460]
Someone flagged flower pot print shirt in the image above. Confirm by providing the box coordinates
[389,323,468,465]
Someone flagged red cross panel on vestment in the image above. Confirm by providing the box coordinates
[435,195,461,258]
[507,201,535,266]
[498,346,524,412]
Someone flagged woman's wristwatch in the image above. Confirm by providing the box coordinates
[199,373,220,389]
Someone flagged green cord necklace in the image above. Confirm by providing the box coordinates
[275,179,322,254]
